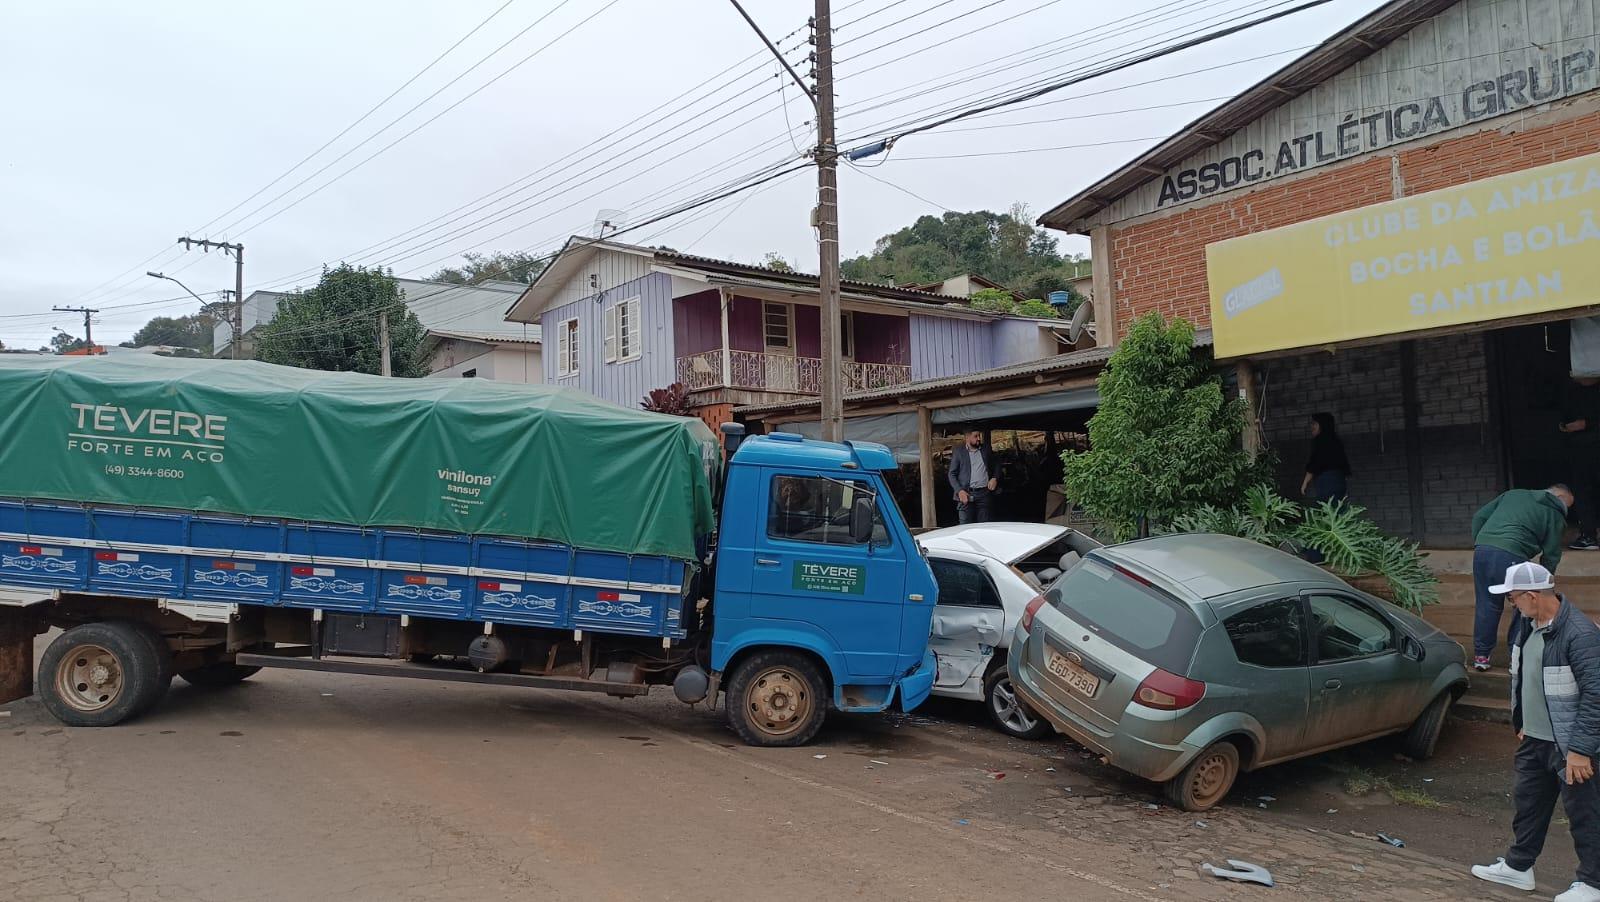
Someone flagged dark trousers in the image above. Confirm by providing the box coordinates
[957,487,991,524]
[1506,736,1600,886]
[1474,544,1528,658]
[1574,450,1600,540]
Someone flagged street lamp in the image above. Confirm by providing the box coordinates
[146,271,209,306]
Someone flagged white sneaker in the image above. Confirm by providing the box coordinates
[1556,882,1600,901]
[1471,858,1536,891]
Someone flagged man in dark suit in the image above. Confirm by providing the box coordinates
[947,429,997,524]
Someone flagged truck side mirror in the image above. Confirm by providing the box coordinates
[850,496,876,545]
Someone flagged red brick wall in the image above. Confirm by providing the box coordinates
[1109,108,1600,334]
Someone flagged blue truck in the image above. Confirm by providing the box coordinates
[0,357,938,746]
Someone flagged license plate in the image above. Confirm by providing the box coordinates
[1045,648,1100,698]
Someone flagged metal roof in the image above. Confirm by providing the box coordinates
[509,236,981,321]
[736,328,1212,416]
[426,328,541,346]
[1038,0,1456,232]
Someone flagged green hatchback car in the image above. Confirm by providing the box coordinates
[1009,533,1468,811]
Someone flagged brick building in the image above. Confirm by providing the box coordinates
[1041,0,1600,547]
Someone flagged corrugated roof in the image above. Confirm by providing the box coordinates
[509,236,984,322]
[426,328,541,346]
[737,328,1212,416]
[1038,0,1455,232]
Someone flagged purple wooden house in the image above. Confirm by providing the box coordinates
[505,238,1065,421]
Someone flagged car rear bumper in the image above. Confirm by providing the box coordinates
[1009,646,1198,783]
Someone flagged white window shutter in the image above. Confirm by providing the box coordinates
[603,305,618,363]
[623,300,639,359]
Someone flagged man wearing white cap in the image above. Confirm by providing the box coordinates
[1474,561,1600,900]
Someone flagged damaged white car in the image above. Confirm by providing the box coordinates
[922,523,1101,739]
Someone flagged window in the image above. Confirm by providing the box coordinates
[840,311,855,359]
[556,318,579,377]
[929,558,1001,608]
[1225,598,1306,668]
[766,475,888,546]
[1046,557,1203,674]
[461,369,477,379]
[763,302,792,351]
[1308,594,1395,662]
[604,297,641,363]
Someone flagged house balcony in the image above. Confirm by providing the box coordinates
[675,349,912,395]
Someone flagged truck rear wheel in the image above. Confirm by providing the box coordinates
[38,622,163,727]
[121,620,174,714]
[726,651,826,747]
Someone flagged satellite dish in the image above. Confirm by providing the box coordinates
[593,209,629,238]
[1067,299,1094,343]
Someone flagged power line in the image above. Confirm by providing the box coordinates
[853,0,1332,151]
[212,0,614,242]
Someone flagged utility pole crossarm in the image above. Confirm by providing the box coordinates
[177,236,245,360]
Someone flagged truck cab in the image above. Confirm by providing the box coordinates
[711,433,937,745]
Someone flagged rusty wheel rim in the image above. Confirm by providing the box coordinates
[55,644,124,713]
[745,666,813,738]
[1188,750,1234,808]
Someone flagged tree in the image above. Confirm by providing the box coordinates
[841,202,1078,291]
[430,250,547,286]
[760,252,795,273]
[50,331,88,354]
[1062,314,1256,541]
[254,265,429,377]
[126,314,213,354]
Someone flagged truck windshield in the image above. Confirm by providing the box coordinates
[767,475,891,546]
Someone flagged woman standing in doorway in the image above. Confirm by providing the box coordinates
[1301,412,1351,504]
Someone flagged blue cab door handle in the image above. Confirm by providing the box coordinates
[756,558,781,567]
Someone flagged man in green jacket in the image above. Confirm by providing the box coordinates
[1472,485,1574,672]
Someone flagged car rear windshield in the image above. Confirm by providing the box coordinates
[1046,557,1203,674]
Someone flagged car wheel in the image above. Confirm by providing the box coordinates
[1163,740,1240,812]
[1400,691,1452,760]
[725,651,827,747]
[984,667,1052,739]
[37,622,163,728]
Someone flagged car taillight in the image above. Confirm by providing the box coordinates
[1020,595,1046,633]
[1133,668,1206,711]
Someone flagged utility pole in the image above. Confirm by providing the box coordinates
[728,0,842,441]
[51,306,99,352]
[812,0,843,442]
[378,310,391,377]
[177,237,244,360]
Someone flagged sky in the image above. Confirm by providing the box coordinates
[0,0,1390,349]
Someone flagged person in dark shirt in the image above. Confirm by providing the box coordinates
[1562,376,1600,551]
[1300,412,1351,504]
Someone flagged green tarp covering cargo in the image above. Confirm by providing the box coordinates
[0,355,718,561]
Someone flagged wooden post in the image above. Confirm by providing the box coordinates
[918,406,936,530]
[0,606,34,705]
[1237,359,1262,458]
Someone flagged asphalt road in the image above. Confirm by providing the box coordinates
[0,652,1543,902]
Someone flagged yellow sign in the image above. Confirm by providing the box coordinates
[1206,150,1600,358]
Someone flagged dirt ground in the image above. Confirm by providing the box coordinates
[0,653,1573,902]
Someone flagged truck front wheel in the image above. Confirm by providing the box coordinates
[725,651,826,747]
[38,622,163,727]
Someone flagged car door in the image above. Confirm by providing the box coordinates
[748,470,906,679]
[928,554,1005,693]
[1303,591,1412,750]
[1217,596,1311,760]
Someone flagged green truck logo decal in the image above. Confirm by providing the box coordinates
[793,561,865,595]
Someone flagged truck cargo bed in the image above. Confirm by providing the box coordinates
[0,500,690,640]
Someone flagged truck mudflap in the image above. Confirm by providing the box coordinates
[897,650,937,713]
[0,602,37,705]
